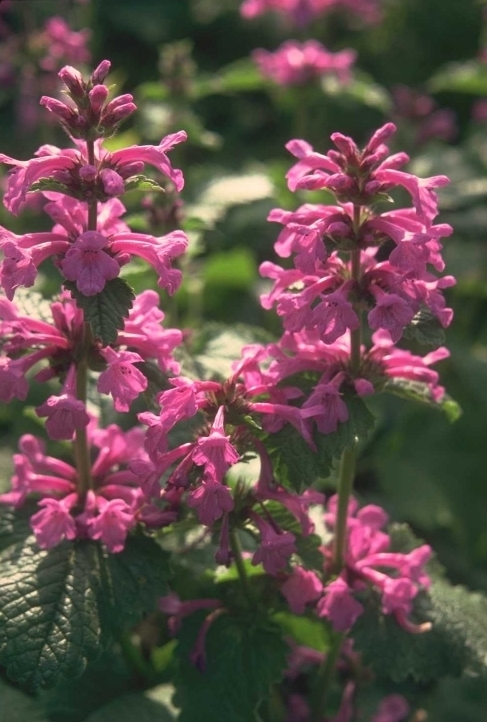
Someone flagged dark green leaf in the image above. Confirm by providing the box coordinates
[123,175,166,193]
[0,678,48,722]
[29,179,74,195]
[273,611,330,653]
[403,307,446,347]
[192,60,265,98]
[0,504,34,553]
[84,686,177,722]
[0,534,170,689]
[174,614,288,722]
[64,278,135,347]
[383,378,461,422]
[264,392,375,492]
[352,577,487,682]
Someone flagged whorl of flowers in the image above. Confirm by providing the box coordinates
[252,40,356,86]
[240,0,382,27]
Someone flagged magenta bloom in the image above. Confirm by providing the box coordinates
[281,567,322,614]
[187,480,234,526]
[251,513,297,575]
[192,407,240,483]
[253,40,355,86]
[241,0,382,26]
[87,497,136,553]
[31,496,78,549]
[98,346,148,412]
[61,231,120,295]
[317,577,364,632]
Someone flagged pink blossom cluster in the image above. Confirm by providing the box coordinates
[252,40,356,86]
[280,495,432,635]
[391,85,457,146]
[240,0,382,26]
[0,288,182,439]
[0,425,178,552]
[263,123,454,346]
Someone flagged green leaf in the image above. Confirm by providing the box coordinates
[64,278,135,346]
[352,577,487,682]
[0,678,49,722]
[123,175,166,193]
[84,686,177,722]
[192,59,266,98]
[427,60,487,95]
[29,178,74,195]
[174,614,288,722]
[0,534,170,689]
[321,71,392,112]
[403,307,446,347]
[383,378,462,422]
[273,611,330,653]
[264,392,375,492]
[0,503,34,553]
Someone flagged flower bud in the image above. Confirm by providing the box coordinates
[89,84,109,115]
[91,59,111,85]
[58,65,85,98]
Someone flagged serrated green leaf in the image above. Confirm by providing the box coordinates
[0,678,49,722]
[29,179,73,195]
[174,614,288,722]
[352,578,487,683]
[427,60,487,95]
[383,378,461,422]
[264,392,375,492]
[0,503,34,553]
[123,175,166,193]
[84,686,177,722]
[64,278,135,346]
[403,307,446,347]
[0,534,170,689]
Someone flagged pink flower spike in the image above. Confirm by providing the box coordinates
[88,497,136,553]
[30,495,78,549]
[61,231,120,295]
[187,479,234,527]
[98,346,148,412]
[36,366,90,441]
[317,577,364,632]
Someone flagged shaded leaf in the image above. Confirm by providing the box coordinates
[64,278,135,347]
[352,577,487,682]
[427,60,487,95]
[403,307,446,347]
[84,686,177,722]
[0,678,48,722]
[0,534,170,689]
[124,175,166,193]
[174,613,288,722]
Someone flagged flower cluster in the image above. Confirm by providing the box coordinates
[252,40,356,86]
[391,84,457,146]
[240,0,382,26]
[0,425,178,552]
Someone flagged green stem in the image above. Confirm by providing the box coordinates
[230,529,252,605]
[118,631,155,682]
[309,632,344,722]
[331,442,358,573]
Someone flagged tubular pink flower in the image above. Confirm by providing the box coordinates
[36,365,90,440]
[301,373,349,434]
[109,131,187,192]
[281,567,322,614]
[187,479,234,526]
[367,286,415,343]
[251,512,297,575]
[253,40,355,86]
[30,494,78,549]
[87,497,136,553]
[317,577,364,631]
[192,407,240,482]
[98,346,148,412]
[61,231,120,295]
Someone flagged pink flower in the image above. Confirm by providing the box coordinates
[36,391,90,441]
[87,497,136,553]
[371,695,410,722]
[317,577,364,631]
[253,40,355,86]
[30,495,78,549]
[187,480,234,526]
[98,346,148,412]
[281,567,322,613]
[301,373,349,434]
[367,286,415,343]
[61,231,120,295]
[192,407,240,483]
[109,131,187,192]
[251,513,297,575]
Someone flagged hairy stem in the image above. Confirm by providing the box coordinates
[230,529,252,605]
[331,442,358,572]
[309,632,344,722]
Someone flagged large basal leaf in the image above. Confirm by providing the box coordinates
[352,577,487,683]
[383,378,461,422]
[0,678,49,722]
[64,278,135,347]
[174,613,288,722]
[0,533,170,689]
[263,392,375,493]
